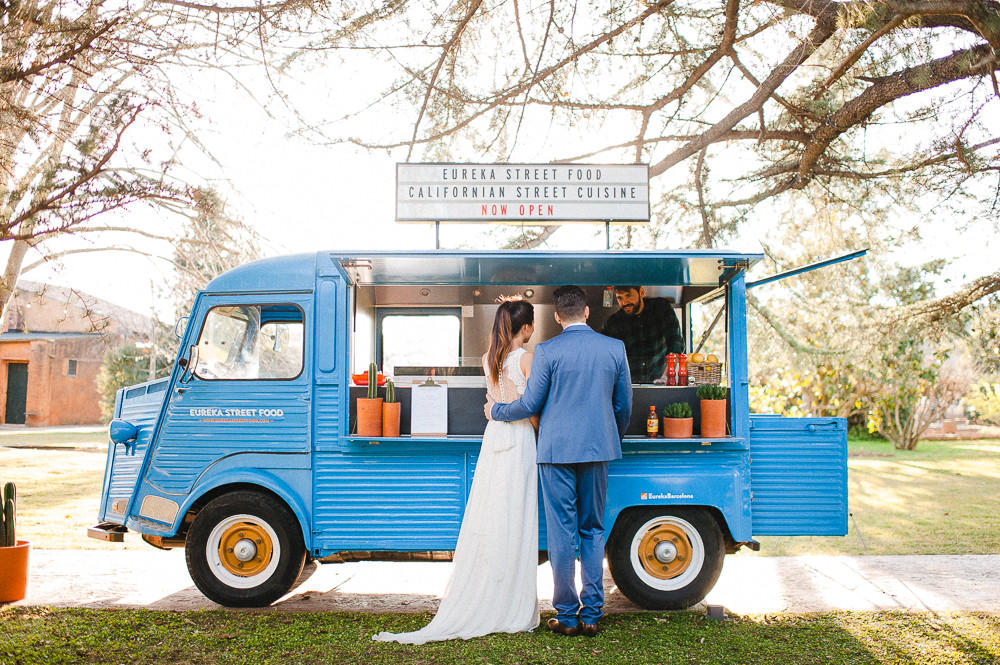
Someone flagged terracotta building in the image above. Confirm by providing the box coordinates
[0,281,153,426]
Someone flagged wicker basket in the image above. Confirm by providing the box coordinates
[687,361,722,386]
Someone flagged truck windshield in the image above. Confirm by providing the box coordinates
[194,304,304,380]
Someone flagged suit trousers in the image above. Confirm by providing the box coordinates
[538,461,609,626]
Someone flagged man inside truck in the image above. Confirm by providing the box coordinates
[601,286,684,383]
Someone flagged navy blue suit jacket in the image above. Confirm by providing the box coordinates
[491,325,633,463]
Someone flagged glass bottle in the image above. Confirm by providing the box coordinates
[646,405,659,437]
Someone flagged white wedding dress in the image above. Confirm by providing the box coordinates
[373,347,539,643]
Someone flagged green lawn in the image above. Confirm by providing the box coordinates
[0,427,106,449]
[750,438,1000,556]
[1,608,998,665]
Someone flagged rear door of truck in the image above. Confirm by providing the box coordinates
[748,415,847,535]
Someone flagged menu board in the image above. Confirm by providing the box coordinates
[410,379,448,435]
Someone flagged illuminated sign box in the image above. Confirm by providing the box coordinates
[396,163,649,223]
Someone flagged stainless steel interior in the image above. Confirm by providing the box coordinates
[354,284,685,378]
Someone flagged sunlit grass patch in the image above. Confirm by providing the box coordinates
[0,608,997,665]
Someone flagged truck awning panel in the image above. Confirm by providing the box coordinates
[331,250,762,287]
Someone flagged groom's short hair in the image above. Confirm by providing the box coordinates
[553,285,587,320]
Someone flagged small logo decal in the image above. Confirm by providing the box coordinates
[641,492,694,500]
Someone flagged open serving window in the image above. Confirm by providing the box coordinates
[335,251,761,438]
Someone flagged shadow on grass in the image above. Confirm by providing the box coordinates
[4,607,998,665]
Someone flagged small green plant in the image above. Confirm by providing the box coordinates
[662,402,692,419]
[367,362,378,399]
[1,481,16,547]
[696,384,727,401]
[384,379,396,404]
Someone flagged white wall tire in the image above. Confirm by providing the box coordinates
[185,490,305,607]
[608,507,725,610]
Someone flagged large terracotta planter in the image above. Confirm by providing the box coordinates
[662,417,693,439]
[356,398,383,437]
[699,399,727,438]
[0,540,30,603]
[382,402,401,437]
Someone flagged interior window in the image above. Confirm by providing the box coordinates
[379,310,460,375]
[195,304,304,380]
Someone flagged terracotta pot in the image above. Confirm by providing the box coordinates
[0,540,30,603]
[382,402,401,437]
[356,398,383,437]
[700,399,727,438]
[662,417,693,439]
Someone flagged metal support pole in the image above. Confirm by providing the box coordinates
[605,221,611,250]
[435,221,440,249]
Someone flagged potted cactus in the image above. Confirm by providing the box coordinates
[662,402,694,438]
[696,384,728,438]
[382,379,401,437]
[356,362,383,436]
[0,481,30,603]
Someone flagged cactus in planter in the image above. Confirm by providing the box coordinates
[367,362,378,399]
[384,379,396,404]
[1,481,15,547]
[662,402,692,419]
[695,384,727,401]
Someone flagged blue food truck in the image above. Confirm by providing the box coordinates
[89,250,847,609]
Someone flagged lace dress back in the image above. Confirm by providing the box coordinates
[373,345,538,643]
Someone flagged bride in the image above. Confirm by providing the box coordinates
[374,298,540,643]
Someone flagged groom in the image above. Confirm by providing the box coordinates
[485,285,632,637]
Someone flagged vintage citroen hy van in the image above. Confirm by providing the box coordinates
[89,250,847,609]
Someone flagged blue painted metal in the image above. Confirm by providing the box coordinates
[108,419,138,444]
[94,248,848,567]
[332,250,763,287]
[746,249,867,290]
[748,415,848,535]
[98,378,170,524]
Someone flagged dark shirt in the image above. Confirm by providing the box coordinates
[602,297,684,383]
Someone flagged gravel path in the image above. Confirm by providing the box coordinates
[9,549,999,614]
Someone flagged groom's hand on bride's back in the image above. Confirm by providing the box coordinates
[484,395,495,420]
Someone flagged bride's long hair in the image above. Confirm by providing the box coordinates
[486,297,534,385]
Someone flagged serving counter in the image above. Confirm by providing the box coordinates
[348,385,730,438]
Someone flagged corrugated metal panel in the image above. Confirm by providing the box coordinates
[314,385,341,442]
[749,416,847,536]
[102,380,169,522]
[313,453,465,549]
[146,383,310,495]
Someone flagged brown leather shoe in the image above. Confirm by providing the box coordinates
[546,618,580,636]
[581,622,599,637]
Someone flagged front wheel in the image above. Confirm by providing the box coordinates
[185,490,305,607]
[607,507,724,610]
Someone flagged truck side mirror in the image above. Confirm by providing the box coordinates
[179,344,199,384]
[174,316,189,340]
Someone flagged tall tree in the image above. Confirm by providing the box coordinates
[0,0,309,321]
[294,0,999,305]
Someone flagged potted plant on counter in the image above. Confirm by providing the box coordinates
[662,402,693,438]
[0,481,30,603]
[382,379,401,437]
[696,384,728,438]
[356,362,383,436]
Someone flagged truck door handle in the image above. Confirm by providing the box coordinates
[806,421,839,432]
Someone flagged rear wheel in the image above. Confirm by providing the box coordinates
[185,490,305,607]
[607,507,724,610]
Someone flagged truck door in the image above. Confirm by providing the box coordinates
[748,415,847,535]
[141,295,312,501]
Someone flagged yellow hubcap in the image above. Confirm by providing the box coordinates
[638,523,692,580]
[218,521,273,577]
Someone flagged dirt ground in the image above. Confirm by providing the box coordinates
[10,549,1000,614]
